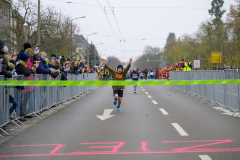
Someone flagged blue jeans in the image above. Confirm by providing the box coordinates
[150,75,153,79]
[134,85,137,91]
[10,99,18,116]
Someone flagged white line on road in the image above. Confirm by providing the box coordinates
[142,89,145,91]
[148,95,152,98]
[159,108,169,115]
[171,123,189,136]
[145,92,149,94]
[199,155,212,160]
[152,100,158,104]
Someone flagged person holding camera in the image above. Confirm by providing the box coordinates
[182,58,192,71]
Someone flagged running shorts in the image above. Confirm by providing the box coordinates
[113,89,123,98]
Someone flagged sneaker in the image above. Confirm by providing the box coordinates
[113,99,117,105]
[117,108,121,112]
[134,91,136,93]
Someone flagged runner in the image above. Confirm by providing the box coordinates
[101,58,132,112]
[131,68,139,93]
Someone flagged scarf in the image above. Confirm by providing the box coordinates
[20,60,28,68]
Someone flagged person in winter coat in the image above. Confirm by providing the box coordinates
[131,68,139,93]
[48,57,60,78]
[36,52,56,74]
[16,53,36,76]
[0,40,13,78]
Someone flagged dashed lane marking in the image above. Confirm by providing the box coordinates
[171,123,189,136]
[145,92,149,94]
[159,108,169,115]
[148,95,152,98]
[152,100,158,104]
[199,155,212,160]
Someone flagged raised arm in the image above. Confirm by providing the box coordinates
[101,59,115,73]
[123,58,132,76]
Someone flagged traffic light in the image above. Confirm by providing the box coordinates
[147,58,149,62]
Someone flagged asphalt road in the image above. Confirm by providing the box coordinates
[0,85,240,160]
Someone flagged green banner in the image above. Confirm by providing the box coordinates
[0,80,240,86]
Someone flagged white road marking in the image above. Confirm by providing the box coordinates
[152,100,158,104]
[145,92,149,94]
[96,109,115,121]
[142,89,145,91]
[159,108,169,115]
[199,155,212,160]
[171,123,189,136]
[148,95,152,98]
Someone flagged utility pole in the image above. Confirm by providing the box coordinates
[37,0,41,51]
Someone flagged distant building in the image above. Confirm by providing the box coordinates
[0,0,12,46]
[73,34,89,61]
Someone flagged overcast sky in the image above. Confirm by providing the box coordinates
[37,0,237,62]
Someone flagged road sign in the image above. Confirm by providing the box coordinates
[211,52,222,63]
[194,60,200,68]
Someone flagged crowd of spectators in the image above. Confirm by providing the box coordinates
[0,40,99,122]
[0,40,99,80]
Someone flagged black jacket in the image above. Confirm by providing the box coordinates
[15,61,33,77]
[48,64,59,78]
[0,50,12,78]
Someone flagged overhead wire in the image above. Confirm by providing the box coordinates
[96,0,120,41]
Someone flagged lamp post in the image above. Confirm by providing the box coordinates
[37,0,40,51]
[23,22,28,42]
[87,33,97,65]
[71,16,86,60]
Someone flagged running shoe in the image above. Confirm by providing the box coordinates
[134,91,136,93]
[113,99,117,105]
[117,107,121,112]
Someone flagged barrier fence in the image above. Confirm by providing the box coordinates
[0,73,98,137]
[170,70,240,118]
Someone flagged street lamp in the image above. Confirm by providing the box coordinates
[71,16,86,60]
[23,22,28,42]
[86,33,97,65]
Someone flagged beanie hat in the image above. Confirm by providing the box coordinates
[23,42,31,50]
[0,40,5,49]
[50,54,57,58]
[33,54,40,62]
[117,65,123,70]
[67,58,71,61]
[60,56,66,63]
[19,53,30,62]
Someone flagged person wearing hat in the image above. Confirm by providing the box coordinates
[182,58,192,71]
[0,40,13,78]
[101,58,132,112]
[16,53,36,76]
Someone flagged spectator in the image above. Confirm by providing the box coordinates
[36,52,56,74]
[150,69,154,79]
[4,53,15,72]
[16,42,32,61]
[25,48,39,73]
[55,56,67,80]
[0,40,13,78]
[80,59,85,72]
[48,57,60,78]
[16,53,36,76]
[155,68,159,79]
[69,61,81,75]
[10,54,17,66]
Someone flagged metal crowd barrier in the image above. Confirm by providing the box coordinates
[170,70,240,118]
[0,73,98,137]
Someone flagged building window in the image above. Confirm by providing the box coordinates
[79,49,81,53]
